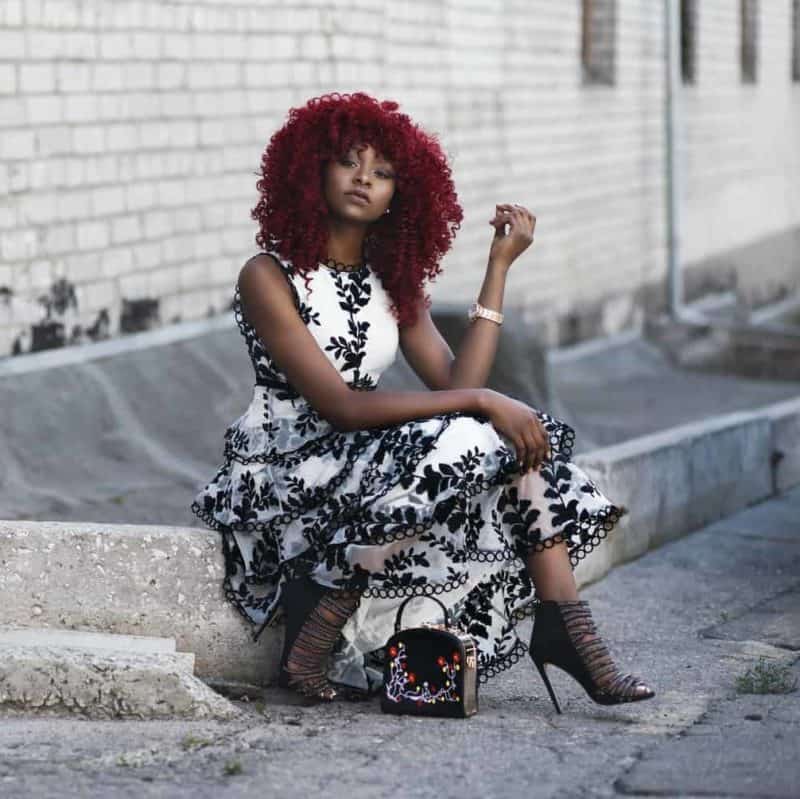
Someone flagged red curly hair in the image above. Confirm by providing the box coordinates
[250,92,463,328]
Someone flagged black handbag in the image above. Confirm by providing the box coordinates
[380,595,479,718]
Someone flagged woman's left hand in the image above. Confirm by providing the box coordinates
[488,203,536,269]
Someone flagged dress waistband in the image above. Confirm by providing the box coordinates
[252,381,377,393]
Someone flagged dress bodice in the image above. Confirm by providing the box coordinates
[229,249,400,455]
[234,250,399,397]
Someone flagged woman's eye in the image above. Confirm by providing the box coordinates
[339,159,394,178]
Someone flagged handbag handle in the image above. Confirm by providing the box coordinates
[393,595,452,634]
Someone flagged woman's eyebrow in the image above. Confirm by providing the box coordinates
[346,147,393,166]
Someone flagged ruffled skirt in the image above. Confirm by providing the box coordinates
[191,390,626,693]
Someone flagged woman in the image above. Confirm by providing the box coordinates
[191,92,655,711]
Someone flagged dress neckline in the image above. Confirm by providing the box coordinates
[317,258,369,276]
[256,250,370,276]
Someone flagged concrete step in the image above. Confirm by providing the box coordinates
[0,521,276,686]
[0,626,179,655]
[647,292,800,379]
[0,627,239,720]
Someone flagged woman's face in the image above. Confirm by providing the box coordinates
[322,142,396,224]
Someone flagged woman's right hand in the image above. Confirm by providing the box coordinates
[478,389,552,473]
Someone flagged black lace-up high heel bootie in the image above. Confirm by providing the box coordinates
[528,599,655,713]
[277,576,360,703]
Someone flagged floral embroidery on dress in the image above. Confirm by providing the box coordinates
[191,248,626,692]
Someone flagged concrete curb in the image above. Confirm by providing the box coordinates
[0,646,239,721]
[0,313,236,377]
[0,520,274,686]
[0,626,180,655]
[763,395,800,493]
[1,395,797,687]
[572,408,776,586]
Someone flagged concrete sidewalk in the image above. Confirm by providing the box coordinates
[1,484,797,798]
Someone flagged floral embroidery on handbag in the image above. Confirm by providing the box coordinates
[384,641,461,705]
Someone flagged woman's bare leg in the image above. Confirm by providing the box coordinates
[511,468,580,601]
[525,536,654,699]
[526,538,579,601]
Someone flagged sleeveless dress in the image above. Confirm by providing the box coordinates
[190,249,627,694]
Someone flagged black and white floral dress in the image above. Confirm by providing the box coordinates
[191,249,626,694]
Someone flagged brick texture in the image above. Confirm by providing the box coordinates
[1,0,799,358]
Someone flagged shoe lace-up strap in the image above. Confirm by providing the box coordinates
[284,589,360,700]
[558,600,645,698]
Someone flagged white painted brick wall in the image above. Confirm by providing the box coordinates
[1,0,799,358]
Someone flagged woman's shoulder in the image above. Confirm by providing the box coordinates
[237,249,303,312]
[250,248,294,275]
[239,249,300,291]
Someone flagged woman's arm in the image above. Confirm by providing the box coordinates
[397,257,508,391]
[237,254,487,434]
[400,204,534,391]
[448,256,509,389]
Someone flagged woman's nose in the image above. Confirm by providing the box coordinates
[355,165,373,183]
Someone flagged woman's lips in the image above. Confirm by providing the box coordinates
[345,193,370,204]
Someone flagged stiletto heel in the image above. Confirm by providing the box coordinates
[528,599,655,712]
[532,658,562,714]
